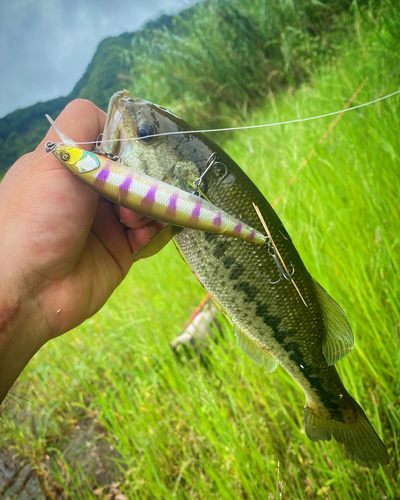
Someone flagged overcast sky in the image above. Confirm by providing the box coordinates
[0,0,197,118]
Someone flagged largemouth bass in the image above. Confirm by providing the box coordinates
[99,90,389,468]
[44,116,266,246]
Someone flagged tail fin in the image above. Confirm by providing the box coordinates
[305,396,389,468]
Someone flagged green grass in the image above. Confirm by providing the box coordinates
[129,0,359,130]
[1,3,400,499]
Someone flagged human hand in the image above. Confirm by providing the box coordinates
[0,99,163,403]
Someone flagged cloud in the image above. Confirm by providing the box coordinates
[0,0,197,117]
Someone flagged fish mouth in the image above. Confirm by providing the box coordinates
[100,90,135,157]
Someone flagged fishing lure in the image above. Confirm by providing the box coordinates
[44,115,267,248]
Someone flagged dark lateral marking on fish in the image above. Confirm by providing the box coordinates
[213,241,229,259]
[222,256,236,269]
[254,301,344,421]
[233,281,257,302]
[205,232,219,243]
[229,264,244,280]
[255,302,283,333]
[299,366,344,420]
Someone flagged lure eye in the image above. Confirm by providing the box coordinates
[61,152,71,161]
[136,122,156,143]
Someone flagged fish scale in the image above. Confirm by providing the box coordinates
[99,90,389,468]
[175,162,331,401]
[177,160,353,420]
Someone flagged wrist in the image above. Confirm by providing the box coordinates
[0,288,48,404]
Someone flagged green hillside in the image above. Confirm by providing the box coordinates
[1,0,399,498]
[0,11,184,176]
[0,33,129,176]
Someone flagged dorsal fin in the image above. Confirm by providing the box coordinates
[312,279,354,365]
[235,325,279,372]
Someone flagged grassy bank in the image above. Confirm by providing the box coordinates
[129,0,361,130]
[1,1,399,499]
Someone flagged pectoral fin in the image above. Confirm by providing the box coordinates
[235,325,279,372]
[312,278,354,365]
[129,225,183,260]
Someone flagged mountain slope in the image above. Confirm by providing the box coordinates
[0,12,180,176]
[0,32,132,175]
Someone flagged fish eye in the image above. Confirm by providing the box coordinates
[61,152,70,161]
[136,122,156,143]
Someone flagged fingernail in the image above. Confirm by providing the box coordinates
[136,213,145,221]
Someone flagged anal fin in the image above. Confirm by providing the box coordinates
[235,325,278,372]
[130,225,183,260]
[312,279,354,365]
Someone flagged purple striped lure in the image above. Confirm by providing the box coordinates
[45,115,266,245]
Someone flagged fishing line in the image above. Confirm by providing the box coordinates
[73,89,400,146]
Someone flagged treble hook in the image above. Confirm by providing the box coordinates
[192,152,228,195]
[264,244,295,284]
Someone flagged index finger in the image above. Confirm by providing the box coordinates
[2,99,107,188]
[34,99,107,164]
